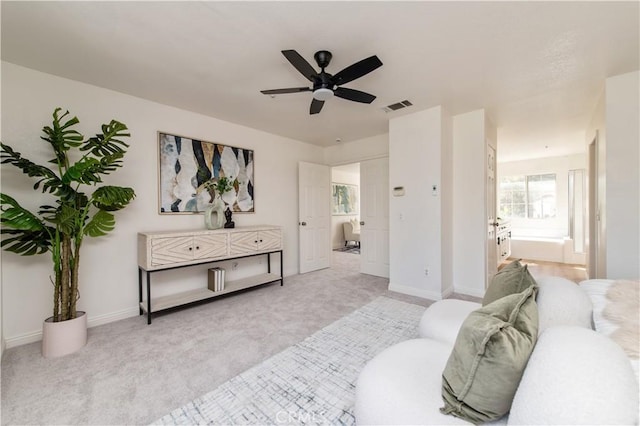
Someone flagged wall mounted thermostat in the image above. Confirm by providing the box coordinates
[393,186,405,197]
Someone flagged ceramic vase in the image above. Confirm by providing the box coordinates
[205,197,226,229]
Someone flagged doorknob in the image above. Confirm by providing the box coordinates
[300,222,307,226]
[491,222,499,227]
[360,221,365,226]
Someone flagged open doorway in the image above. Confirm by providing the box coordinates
[329,158,390,278]
[330,163,361,269]
[496,154,587,274]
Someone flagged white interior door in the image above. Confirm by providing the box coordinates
[360,158,389,278]
[486,144,498,286]
[298,161,331,274]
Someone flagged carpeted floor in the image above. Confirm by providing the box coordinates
[1,251,430,425]
[154,296,425,425]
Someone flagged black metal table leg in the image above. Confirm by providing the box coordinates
[146,270,152,324]
[280,250,284,286]
[267,252,271,273]
[138,268,143,315]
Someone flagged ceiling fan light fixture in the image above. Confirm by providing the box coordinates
[313,88,334,101]
[261,49,382,114]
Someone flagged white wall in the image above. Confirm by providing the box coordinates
[498,154,587,238]
[331,167,360,249]
[604,71,640,279]
[389,106,451,300]
[1,62,322,347]
[440,109,453,296]
[324,133,388,166]
[452,110,492,297]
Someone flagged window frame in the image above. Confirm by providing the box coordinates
[499,173,557,219]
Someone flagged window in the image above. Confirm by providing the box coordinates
[499,174,556,219]
[499,176,526,218]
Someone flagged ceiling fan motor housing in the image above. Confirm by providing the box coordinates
[313,72,334,91]
[314,50,332,69]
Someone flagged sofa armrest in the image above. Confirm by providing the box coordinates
[418,299,481,345]
[355,339,473,425]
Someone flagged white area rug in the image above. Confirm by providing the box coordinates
[154,296,425,425]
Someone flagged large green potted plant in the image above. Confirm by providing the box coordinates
[0,108,136,357]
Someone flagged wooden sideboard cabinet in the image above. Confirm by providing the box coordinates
[138,225,283,324]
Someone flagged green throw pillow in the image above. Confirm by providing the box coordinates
[482,260,537,306]
[441,286,539,424]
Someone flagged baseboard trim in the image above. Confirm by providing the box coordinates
[441,285,455,299]
[5,330,42,349]
[5,307,140,349]
[388,283,444,301]
[87,307,140,328]
[453,285,485,298]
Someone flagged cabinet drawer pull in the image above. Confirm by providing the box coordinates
[188,247,193,251]
[259,239,263,243]
[196,246,200,250]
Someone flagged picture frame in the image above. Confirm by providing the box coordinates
[158,132,254,214]
[332,183,359,215]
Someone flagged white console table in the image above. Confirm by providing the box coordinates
[137,225,283,324]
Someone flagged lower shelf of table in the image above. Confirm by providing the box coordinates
[140,272,282,314]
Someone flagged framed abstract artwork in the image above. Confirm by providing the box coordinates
[158,132,254,214]
[332,183,359,215]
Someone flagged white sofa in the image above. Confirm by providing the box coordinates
[355,276,639,425]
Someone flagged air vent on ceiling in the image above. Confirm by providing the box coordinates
[382,100,413,113]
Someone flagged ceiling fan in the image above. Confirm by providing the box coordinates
[260,49,383,115]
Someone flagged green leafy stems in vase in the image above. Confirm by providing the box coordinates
[202,176,236,203]
[200,176,239,230]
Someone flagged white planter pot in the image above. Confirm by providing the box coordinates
[42,311,87,358]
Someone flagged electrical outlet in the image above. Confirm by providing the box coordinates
[232,262,239,270]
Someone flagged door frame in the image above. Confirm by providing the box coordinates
[588,132,600,278]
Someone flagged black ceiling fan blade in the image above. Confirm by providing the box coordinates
[282,50,318,82]
[332,55,383,86]
[260,87,311,95]
[310,98,324,115]
[334,87,377,104]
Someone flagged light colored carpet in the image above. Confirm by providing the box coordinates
[154,296,425,425]
[1,251,432,425]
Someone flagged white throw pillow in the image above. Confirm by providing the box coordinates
[350,218,360,233]
[509,326,639,425]
[535,276,593,334]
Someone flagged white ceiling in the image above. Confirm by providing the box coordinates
[2,1,638,162]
